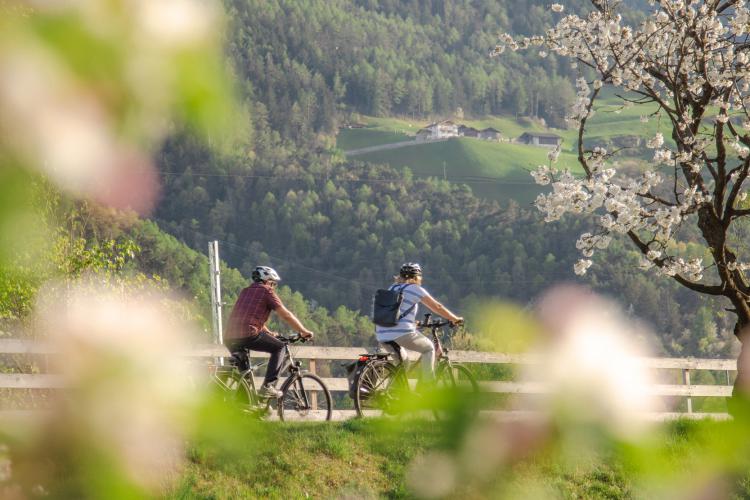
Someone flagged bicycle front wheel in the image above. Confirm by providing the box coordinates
[436,363,479,393]
[278,372,333,421]
[433,362,480,420]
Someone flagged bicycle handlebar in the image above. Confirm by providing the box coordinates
[416,313,462,330]
[417,319,451,329]
[277,333,312,344]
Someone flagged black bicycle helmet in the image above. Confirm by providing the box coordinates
[399,262,423,279]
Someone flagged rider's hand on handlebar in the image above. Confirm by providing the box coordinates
[299,329,314,340]
[450,317,464,327]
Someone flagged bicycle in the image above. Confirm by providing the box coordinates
[353,313,479,418]
[210,333,333,421]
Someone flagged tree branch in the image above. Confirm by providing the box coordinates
[577,87,602,177]
[627,230,724,294]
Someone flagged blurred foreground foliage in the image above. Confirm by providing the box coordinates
[0,0,243,333]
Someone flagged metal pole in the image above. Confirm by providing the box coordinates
[208,241,224,364]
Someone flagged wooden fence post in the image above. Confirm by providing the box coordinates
[309,359,317,409]
[683,368,692,414]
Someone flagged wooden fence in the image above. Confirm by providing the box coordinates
[0,339,737,420]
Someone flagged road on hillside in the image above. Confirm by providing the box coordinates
[344,138,448,156]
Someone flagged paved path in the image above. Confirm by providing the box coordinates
[344,138,448,156]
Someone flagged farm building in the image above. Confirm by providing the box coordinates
[518,132,562,147]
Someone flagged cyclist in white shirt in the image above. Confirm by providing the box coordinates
[375,263,463,380]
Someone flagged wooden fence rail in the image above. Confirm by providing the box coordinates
[0,339,737,419]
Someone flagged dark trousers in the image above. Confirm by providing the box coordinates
[225,331,285,386]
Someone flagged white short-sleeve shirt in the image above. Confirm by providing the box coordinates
[375,283,428,342]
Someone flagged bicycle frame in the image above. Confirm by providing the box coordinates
[214,333,332,421]
[372,315,453,372]
[354,316,476,418]
[277,343,302,378]
[217,337,303,405]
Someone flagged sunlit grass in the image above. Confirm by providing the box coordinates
[167,417,750,499]
[170,419,442,499]
[336,128,412,150]
[351,137,579,204]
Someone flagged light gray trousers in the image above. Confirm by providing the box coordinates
[381,332,435,379]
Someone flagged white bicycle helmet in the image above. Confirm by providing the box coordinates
[252,266,281,283]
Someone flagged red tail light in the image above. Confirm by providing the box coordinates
[358,355,369,362]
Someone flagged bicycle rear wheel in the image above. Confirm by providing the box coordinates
[354,360,400,417]
[278,372,333,421]
[212,368,255,410]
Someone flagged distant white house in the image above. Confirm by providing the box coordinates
[518,132,562,148]
[416,120,459,141]
[415,121,503,142]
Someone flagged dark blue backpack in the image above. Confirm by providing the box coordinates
[372,284,415,327]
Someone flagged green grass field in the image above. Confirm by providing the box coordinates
[353,137,580,205]
[170,419,440,499]
[167,417,750,499]
[337,128,413,150]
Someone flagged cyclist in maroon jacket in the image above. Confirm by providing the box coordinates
[225,266,313,398]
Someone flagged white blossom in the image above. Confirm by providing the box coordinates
[647,132,664,149]
[531,165,555,185]
[653,148,673,164]
[574,259,593,275]
[547,145,561,163]
[497,1,750,283]
[647,250,661,260]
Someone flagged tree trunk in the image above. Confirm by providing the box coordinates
[730,311,750,417]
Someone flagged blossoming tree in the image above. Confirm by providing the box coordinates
[495,0,750,401]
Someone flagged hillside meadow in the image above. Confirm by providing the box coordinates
[349,138,576,205]
[335,91,675,205]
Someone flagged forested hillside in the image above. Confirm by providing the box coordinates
[225,0,587,135]
[155,133,735,357]
[150,0,736,357]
